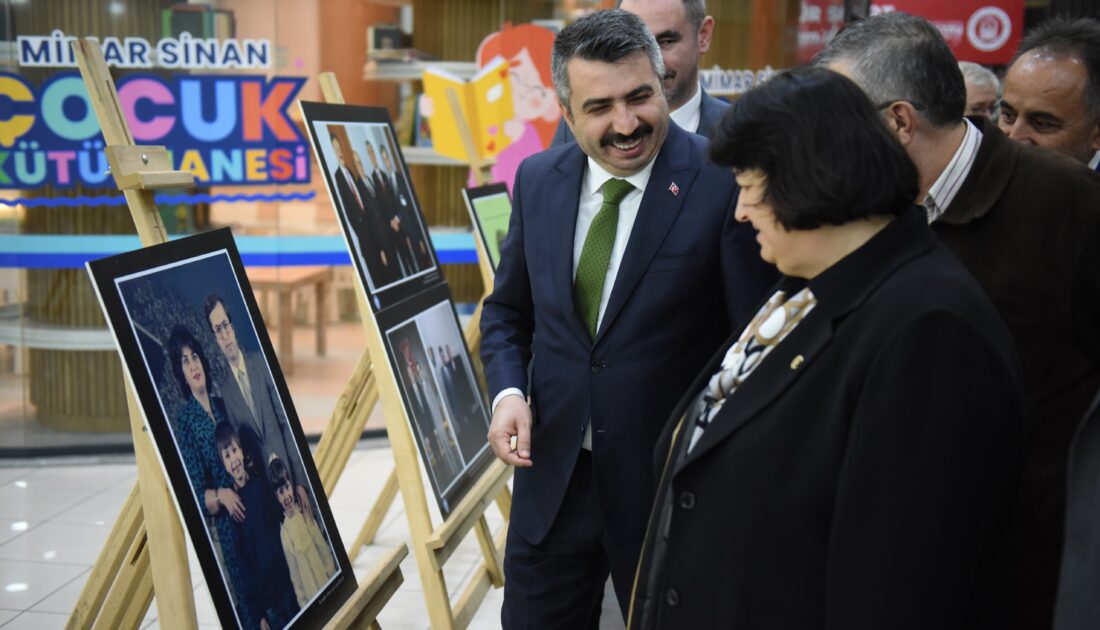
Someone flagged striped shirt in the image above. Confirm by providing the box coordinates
[924,119,982,223]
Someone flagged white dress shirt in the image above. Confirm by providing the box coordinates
[923,119,981,223]
[493,155,658,449]
[1089,151,1099,171]
[669,83,703,134]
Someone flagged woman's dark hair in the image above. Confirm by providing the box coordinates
[166,324,213,398]
[710,67,919,230]
[214,420,239,456]
[268,457,292,490]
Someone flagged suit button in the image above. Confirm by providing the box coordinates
[665,588,680,607]
[589,361,604,373]
[679,491,695,510]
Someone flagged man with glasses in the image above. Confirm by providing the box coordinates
[204,293,314,521]
[816,13,1100,629]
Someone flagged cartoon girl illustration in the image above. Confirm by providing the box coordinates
[473,23,560,193]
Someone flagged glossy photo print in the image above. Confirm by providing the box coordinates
[381,288,492,515]
[87,229,355,629]
[462,183,512,272]
[300,101,441,312]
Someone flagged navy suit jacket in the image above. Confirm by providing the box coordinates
[480,122,777,549]
[551,88,729,146]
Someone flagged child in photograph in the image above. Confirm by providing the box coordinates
[269,458,336,606]
[215,421,301,629]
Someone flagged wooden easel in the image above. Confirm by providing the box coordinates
[310,73,512,628]
[66,39,406,630]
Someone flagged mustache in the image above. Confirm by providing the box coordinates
[600,123,654,147]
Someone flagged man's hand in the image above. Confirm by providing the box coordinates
[217,487,246,522]
[488,394,533,467]
[296,484,315,523]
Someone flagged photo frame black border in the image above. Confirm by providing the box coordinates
[86,228,357,629]
[461,182,511,273]
[375,282,493,517]
[299,100,444,313]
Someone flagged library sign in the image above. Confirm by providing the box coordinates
[0,30,309,189]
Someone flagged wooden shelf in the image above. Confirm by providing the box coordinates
[364,59,478,81]
[400,146,469,166]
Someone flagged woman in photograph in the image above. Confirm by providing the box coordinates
[167,324,257,629]
[629,67,1026,628]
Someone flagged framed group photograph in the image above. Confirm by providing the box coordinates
[379,284,493,515]
[300,101,441,312]
[87,229,355,630]
[461,183,512,272]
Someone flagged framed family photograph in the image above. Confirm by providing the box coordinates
[378,284,493,515]
[462,183,512,272]
[87,229,355,629]
[300,101,441,312]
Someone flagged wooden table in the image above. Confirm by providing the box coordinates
[246,266,333,376]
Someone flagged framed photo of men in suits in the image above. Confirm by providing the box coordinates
[379,284,493,515]
[461,183,512,272]
[86,229,355,629]
[300,101,440,312]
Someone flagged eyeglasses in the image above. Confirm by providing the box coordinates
[875,99,926,112]
[213,320,232,337]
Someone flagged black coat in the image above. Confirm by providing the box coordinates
[630,208,1025,629]
[933,119,1100,628]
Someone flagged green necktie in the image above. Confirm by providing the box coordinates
[574,178,634,339]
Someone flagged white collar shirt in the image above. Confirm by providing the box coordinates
[669,83,703,134]
[924,119,981,223]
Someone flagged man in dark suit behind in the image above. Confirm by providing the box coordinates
[367,142,417,277]
[551,0,727,145]
[380,142,433,270]
[204,294,315,521]
[481,10,776,628]
[816,14,1100,629]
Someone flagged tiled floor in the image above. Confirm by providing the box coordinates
[0,440,626,629]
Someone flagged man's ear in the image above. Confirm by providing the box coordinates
[560,100,574,131]
[884,101,920,146]
[697,16,715,55]
[1088,119,1100,154]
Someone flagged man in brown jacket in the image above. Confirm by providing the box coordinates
[817,13,1100,629]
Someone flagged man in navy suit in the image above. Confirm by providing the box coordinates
[552,0,728,145]
[480,10,776,628]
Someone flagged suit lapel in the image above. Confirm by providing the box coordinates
[676,208,936,470]
[243,352,267,441]
[548,145,590,343]
[678,317,835,469]
[595,125,696,343]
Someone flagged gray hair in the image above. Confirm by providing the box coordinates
[958,61,1000,93]
[551,9,665,111]
[615,0,707,31]
[813,12,965,128]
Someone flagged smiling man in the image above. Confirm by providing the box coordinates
[1000,17,1100,169]
[552,0,727,145]
[480,10,776,628]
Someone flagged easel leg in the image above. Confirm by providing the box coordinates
[315,350,376,493]
[91,525,153,630]
[473,516,504,587]
[350,468,399,560]
[495,486,512,519]
[67,483,143,628]
[125,386,197,627]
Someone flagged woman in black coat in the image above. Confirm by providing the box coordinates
[628,67,1026,630]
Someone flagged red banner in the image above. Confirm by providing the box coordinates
[798,0,846,64]
[870,0,1025,65]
